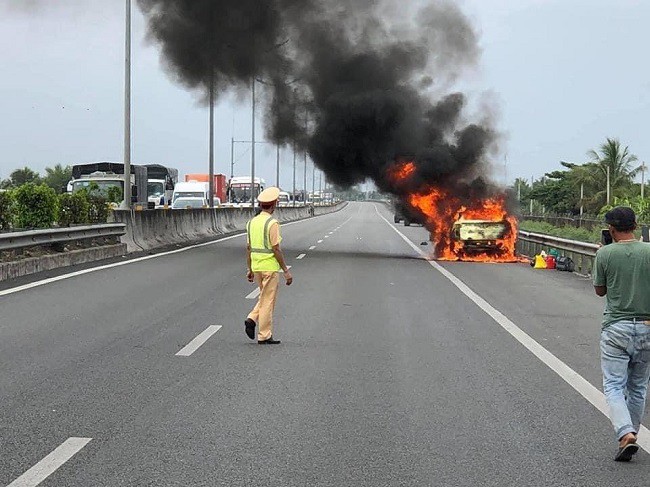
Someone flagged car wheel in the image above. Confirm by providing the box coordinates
[394,215,400,223]
[404,219,411,226]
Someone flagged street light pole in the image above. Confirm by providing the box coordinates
[122,0,132,209]
[292,144,296,207]
[230,137,234,180]
[208,79,215,208]
[642,162,646,200]
[580,182,584,217]
[276,145,280,188]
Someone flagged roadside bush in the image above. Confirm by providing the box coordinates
[13,183,58,229]
[58,192,90,227]
[0,190,14,231]
[88,194,110,223]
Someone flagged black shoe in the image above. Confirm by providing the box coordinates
[258,337,281,345]
[245,319,256,340]
[614,443,639,462]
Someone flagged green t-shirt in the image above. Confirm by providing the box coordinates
[593,241,650,328]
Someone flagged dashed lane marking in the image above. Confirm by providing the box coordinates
[176,325,222,357]
[297,254,306,260]
[7,437,92,487]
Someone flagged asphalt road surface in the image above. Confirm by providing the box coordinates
[1,202,648,486]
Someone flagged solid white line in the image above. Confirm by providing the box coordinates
[309,246,316,250]
[0,208,350,299]
[176,325,222,357]
[7,437,92,487]
[372,204,650,452]
[246,288,261,300]
[297,254,306,260]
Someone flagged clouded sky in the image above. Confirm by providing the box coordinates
[0,0,648,190]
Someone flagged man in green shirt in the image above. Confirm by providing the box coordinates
[593,206,650,461]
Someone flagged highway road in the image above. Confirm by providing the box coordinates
[0,202,648,486]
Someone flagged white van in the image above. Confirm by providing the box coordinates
[172,181,208,204]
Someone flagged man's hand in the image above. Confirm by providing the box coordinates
[284,270,293,286]
[247,269,254,282]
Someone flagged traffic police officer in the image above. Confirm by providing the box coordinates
[245,187,293,344]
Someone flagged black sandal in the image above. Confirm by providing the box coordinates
[614,443,639,462]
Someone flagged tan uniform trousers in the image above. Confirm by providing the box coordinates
[247,271,279,341]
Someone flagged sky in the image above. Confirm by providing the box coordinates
[0,0,648,191]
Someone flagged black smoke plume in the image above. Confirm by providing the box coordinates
[137,0,499,204]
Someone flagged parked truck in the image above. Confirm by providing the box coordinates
[145,164,178,207]
[184,173,226,205]
[69,162,148,207]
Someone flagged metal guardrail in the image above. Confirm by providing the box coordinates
[517,230,599,275]
[0,224,126,251]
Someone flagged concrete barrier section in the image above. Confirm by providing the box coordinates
[113,203,347,253]
[0,243,126,282]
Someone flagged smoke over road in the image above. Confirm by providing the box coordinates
[137,0,498,200]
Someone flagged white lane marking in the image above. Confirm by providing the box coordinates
[309,246,316,250]
[297,254,306,260]
[246,288,261,300]
[0,207,351,299]
[7,437,92,487]
[318,240,323,243]
[324,235,329,239]
[329,232,334,235]
[176,325,222,357]
[373,204,650,452]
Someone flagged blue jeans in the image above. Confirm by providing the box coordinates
[600,319,650,440]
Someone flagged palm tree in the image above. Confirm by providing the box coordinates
[44,164,73,193]
[586,138,639,207]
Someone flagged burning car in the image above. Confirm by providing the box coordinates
[451,219,512,256]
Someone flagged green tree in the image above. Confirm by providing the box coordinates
[0,190,14,230]
[8,167,41,187]
[586,138,640,208]
[43,164,72,193]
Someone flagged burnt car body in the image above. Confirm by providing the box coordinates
[451,219,511,254]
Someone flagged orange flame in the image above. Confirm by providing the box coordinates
[389,162,519,262]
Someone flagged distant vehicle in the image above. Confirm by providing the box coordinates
[171,197,208,209]
[393,201,421,227]
[185,173,227,204]
[451,219,511,254]
[172,181,209,204]
[69,162,148,206]
[278,191,290,207]
[145,164,178,207]
[227,176,265,206]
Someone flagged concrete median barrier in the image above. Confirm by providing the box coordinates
[113,202,347,253]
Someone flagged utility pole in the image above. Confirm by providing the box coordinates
[122,0,132,209]
[517,180,521,201]
[251,78,256,208]
[312,162,316,196]
[580,182,584,217]
[529,175,534,215]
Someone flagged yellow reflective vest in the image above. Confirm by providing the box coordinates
[247,213,281,272]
